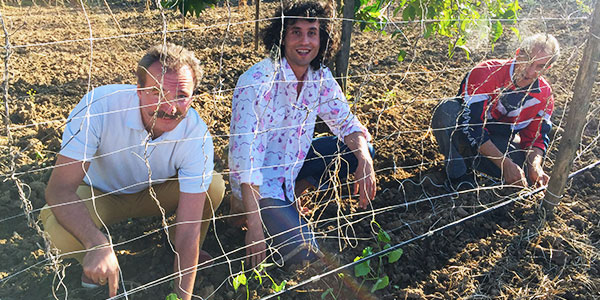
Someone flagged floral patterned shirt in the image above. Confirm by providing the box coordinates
[229,57,370,202]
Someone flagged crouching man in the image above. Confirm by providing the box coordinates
[229,1,376,268]
[41,43,224,299]
[432,34,560,191]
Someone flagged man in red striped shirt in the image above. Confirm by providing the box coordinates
[432,33,560,191]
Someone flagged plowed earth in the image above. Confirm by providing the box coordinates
[0,1,599,299]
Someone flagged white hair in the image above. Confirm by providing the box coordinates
[519,33,560,64]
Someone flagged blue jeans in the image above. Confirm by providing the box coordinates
[431,99,526,179]
[260,136,374,265]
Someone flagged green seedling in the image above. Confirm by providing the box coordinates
[165,293,182,300]
[232,262,287,300]
[233,261,249,300]
[353,221,403,293]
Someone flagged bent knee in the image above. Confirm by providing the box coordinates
[207,172,225,207]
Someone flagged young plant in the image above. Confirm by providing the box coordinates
[233,261,249,300]
[353,221,403,293]
[232,262,288,299]
[253,263,287,296]
[165,293,182,300]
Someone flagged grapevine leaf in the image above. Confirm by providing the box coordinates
[371,275,389,292]
[377,229,391,243]
[388,248,404,263]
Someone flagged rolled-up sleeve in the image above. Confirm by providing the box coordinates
[317,68,371,141]
[520,96,554,153]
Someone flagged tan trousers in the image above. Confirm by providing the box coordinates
[39,173,225,263]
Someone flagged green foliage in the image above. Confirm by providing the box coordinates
[160,0,219,17]
[233,272,247,292]
[354,0,522,58]
[165,293,182,300]
[352,221,403,293]
[354,0,388,31]
[232,262,287,300]
[27,89,36,101]
[575,0,592,13]
[371,275,389,292]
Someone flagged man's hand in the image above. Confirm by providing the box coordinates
[501,160,528,187]
[240,184,266,267]
[344,132,377,209]
[527,164,549,188]
[45,155,121,296]
[82,244,120,297]
[353,159,376,209]
[478,141,527,187]
[245,222,267,267]
[527,147,549,188]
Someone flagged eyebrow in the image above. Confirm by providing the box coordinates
[289,24,319,30]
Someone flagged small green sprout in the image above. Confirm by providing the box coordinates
[165,293,182,300]
[353,221,403,293]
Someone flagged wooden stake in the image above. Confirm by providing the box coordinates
[543,0,600,213]
[335,0,354,92]
[254,0,260,51]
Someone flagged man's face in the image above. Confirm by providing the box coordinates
[513,48,552,88]
[283,19,320,78]
[137,61,195,138]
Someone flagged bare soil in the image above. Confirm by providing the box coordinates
[0,1,599,299]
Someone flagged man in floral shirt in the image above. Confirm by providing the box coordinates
[229,1,376,267]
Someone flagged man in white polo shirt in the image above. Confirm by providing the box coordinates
[40,43,224,300]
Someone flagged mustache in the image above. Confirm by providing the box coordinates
[154,110,183,120]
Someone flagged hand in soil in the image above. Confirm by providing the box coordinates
[82,245,120,297]
[245,223,267,268]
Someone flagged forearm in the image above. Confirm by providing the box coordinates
[173,224,201,300]
[478,140,514,169]
[343,131,372,165]
[46,190,107,249]
[241,183,262,229]
[527,147,545,169]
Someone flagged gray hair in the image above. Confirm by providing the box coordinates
[518,33,560,65]
[136,43,203,89]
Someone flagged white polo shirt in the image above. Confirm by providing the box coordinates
[60,84,213,194]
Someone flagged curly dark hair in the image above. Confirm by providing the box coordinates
[262,1,339,70]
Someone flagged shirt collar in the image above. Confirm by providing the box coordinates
[280,57,298,82]
[279,57,317,82]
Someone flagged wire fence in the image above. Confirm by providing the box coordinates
[0,0,599,299]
